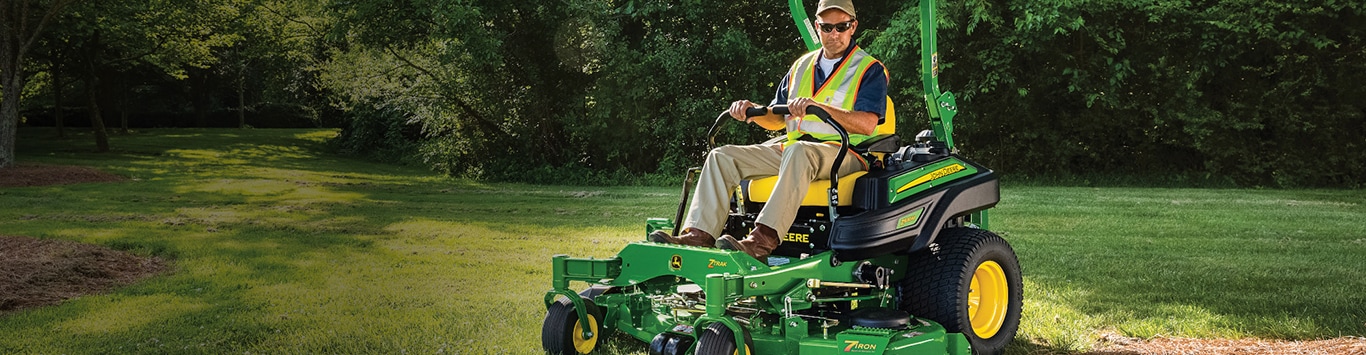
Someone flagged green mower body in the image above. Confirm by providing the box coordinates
[544,150,1017,354]
[543,1,1022,354]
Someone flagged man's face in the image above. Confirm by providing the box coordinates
[816,10,856,58]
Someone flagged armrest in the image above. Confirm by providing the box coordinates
[852,134,900,154]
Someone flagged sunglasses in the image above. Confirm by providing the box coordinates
[817,21,854,33]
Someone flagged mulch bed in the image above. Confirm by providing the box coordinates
[1091,333,1366,354]
[0,235,167,313]
[0,163,126,187]
[2,164,162,313]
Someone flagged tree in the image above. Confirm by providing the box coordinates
[324,0,806,182]
[1,0,77,168]
[51,0,242,151]
[217,0,332,129]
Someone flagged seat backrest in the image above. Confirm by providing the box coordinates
[874,96,897,136]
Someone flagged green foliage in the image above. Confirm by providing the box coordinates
[8,0,1364,186]
[574,0,799,176]
[320,0,804,184]
[868,0,1366,187]
[330,103,420,164]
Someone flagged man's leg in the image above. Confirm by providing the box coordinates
[651,144,781,246]
[718,142,863,259]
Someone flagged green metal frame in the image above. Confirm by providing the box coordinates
[919,1,960,151]
[789,0,820,51]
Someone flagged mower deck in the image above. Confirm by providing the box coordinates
[547,243,973,354]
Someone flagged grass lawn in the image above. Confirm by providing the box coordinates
[2,127,1364,354]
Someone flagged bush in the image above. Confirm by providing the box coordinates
[330,105,421,165]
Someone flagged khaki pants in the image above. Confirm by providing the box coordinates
[683,141,863,239]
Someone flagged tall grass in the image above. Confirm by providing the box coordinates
[1,128,1363,354]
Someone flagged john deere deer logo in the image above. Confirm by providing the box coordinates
[669,255,682,270]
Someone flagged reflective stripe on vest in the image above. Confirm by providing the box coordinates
[784,46,878,146]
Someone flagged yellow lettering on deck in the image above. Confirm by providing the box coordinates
[843,340,878,352]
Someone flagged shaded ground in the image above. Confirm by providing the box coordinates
[0,163,127,187]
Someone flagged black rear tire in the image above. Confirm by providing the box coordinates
[542,297,604,355]
[899,227,1022,355]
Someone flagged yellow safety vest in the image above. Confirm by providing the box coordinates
[784,45,885,146]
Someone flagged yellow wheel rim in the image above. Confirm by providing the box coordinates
[968,260,1008,339]
[571,313,599,354]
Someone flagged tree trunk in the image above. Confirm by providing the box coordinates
[237,73,246,129]
[120,109,128,135]
[0,71,20,168]
[53,62,65,138]
[80,30,110,152]
[86,74,109,152]
[0,0,76,168]
[0,29,20,168]
[190,69,210,128]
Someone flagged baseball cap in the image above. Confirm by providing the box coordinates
[816,0,856,19]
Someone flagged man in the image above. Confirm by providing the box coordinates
[651,0,888,261]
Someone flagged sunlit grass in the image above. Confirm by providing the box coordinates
[1000,187,1366,353]
[2,128,1363,354]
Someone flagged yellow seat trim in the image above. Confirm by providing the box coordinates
[744,171,867,207]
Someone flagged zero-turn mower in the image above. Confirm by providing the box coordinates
[542,1,1022,354]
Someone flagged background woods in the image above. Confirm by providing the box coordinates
[1,0,1362,186]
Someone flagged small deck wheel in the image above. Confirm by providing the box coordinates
[542,297,604,355]
[694,322,753,355]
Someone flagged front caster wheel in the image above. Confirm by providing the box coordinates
[542,297,604,355]
[694,322,753,355]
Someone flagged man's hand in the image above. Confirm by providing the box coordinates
[728,100,761,123]
[787,97,879,136]
[726,100,785,131]
[787,97,817,119]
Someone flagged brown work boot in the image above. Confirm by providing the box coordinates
[716,224,780,260]
[648,228,716,248]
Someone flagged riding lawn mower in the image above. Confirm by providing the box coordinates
[541,0,1023,354]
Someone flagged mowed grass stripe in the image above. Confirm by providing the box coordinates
[1,128,1362,354]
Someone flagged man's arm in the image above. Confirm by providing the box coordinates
[787,98,879,136]
[803,60,888,136]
